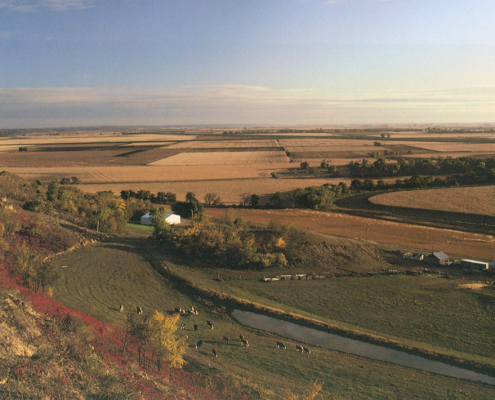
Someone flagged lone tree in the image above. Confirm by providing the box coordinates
[300,161,310,170]
[204,192,220,207]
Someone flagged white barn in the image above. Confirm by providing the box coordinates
[140,212,181,226]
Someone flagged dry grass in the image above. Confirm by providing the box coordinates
[204,208,495,260]
[369,186,495,217]
[167,139,279,149]
[148,151,290,166]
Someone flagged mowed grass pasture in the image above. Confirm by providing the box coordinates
[51,234,495,399]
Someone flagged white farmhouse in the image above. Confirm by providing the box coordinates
[140,212,181,226]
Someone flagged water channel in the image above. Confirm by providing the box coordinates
[232,309,495,385]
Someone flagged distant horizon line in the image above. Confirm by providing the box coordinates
[3,123,495,131]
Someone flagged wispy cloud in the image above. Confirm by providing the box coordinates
[325,0,393,4]
[0,0,94,11]
[0,85,494,128]
[0,30,20,39]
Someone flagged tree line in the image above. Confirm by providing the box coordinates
[347,156,495,179]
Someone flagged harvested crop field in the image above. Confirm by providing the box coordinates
[148,151,290,166]
[205,208,495,259]
[78,177,345,203]
[391,141,495,153]
[3,164,285,183]
[369,186,495,217]
[280,138,375,147]
[167,139,279,149]
[0,133,195,145]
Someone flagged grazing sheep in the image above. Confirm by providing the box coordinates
[239,334,245,342]
[180,323,186,330]
[119,305,124,313]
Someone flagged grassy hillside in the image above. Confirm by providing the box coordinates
[51,234,495,399]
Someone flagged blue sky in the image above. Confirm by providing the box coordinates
[1,0,495,127]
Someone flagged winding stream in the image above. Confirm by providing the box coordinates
[232,309,495,385]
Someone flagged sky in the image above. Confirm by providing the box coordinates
[1,0,495,128]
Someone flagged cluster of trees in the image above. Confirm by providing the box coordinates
[120,189,177,204]
[153,212,289,269]
[9,242,58,292]
[125,311,186,371]
[22,183,150,233]
[347,156,495,179]
[60,176,79,184]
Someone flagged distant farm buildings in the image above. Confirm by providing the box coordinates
[140,212,181,226]
[460,259,489,271]
[425,251,450,265]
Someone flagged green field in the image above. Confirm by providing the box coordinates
[51,234,495,399]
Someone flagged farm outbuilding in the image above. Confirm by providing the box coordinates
[140,212,181,226]
[425,251,450,265]
[460,259,489,271]
[489,262,495,273]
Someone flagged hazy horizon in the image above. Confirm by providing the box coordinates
[2,0,495,128]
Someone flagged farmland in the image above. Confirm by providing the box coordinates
[204,208,495,260]
[370,186,495,217]
[5,125,495,398]
[148,151,290,166]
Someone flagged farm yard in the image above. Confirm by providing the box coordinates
[369,186,495,217]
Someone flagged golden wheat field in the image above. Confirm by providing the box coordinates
[369,186,495,217]
[147,151,290,166]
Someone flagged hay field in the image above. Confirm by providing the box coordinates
[369,186,495,217]
[166,139,279,149]
[148,151,289,166]
[205,208,495,259]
